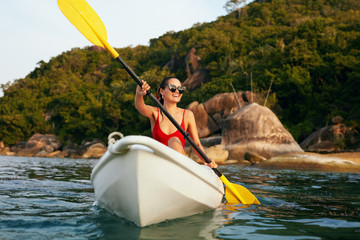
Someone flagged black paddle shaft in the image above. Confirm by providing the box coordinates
[115,56,222,177]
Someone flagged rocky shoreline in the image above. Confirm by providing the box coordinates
[1,135,359,173]
[1,134,359,173]
[1,92,359,173]
[0,133,106,159]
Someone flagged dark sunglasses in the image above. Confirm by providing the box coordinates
[167,84,186,94]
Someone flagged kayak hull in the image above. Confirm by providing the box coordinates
[91,135,224,227]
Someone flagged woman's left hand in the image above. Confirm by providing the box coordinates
[205,158,218,168]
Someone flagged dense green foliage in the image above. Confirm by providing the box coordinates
[1,0,359,145]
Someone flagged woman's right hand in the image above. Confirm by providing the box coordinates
[136,80,150,96]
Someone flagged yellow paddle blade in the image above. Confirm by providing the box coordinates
[220,175,260,205]
[57,0,119,58]
[58,0,106,46]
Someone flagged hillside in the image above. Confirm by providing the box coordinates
[0,0,359,147]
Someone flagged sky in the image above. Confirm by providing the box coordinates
[0,0,231,96]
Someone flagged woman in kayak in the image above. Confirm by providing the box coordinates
[135,77,218,168]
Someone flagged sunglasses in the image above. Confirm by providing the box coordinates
[167,84,186,94]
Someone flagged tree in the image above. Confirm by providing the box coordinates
[1,0,360,146]
[224,0,248,18]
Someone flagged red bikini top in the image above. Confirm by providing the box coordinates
[152,108,186,148]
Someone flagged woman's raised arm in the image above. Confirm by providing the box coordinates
[135,80,156,119]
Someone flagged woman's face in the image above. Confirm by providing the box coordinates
[160,78,184,104]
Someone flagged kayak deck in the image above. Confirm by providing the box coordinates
[91,135,224,227]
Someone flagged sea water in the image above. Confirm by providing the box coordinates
[0,156,359,240]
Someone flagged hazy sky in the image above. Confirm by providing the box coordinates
[0,0,231,96]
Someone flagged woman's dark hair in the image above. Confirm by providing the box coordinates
[156,77,176,105]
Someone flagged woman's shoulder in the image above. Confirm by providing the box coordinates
[183,109,195,121]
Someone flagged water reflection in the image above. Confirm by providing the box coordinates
[88,206,228,240]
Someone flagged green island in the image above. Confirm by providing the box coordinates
[0,0,359,169]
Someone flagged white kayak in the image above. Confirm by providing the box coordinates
[90,135,224,227]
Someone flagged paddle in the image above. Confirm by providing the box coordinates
[57,0,260,205]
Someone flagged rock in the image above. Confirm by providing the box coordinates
[34,150,50,158]
[205,145,229,165]
[46,150,68,158]
[34,149,67,158]
[10,141,26,153]
[244,151,267,164]
[325,152,360,165]
[16,134,61,157]
[212,113,224,128]
[308,141,336,152]
[0,146,12,155]
[201,91,259,119]
[185,47,201,76]
[238,160,252,165]
[182,48,212,91]
[62,141,79,156]
[222,103,303,159]
[223,159,242,165]
[7,135,107,159]
[300,121,356,152]
[226,144,249,160]
[185,135,222,148]
[6,151,15,156]
[187,144,229,165]
[256,152,360,173]
[183,68,211,91]
[241,91,257,103]
[25,133,59,149]
[200,135,222,148]
[88,45,106,52]
[188,102,220,138]
[81,146,106,159]
[0,141,6,155]
[203,92,243,117]
[43,145,55,153]
[79,140,107,159]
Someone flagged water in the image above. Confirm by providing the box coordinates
[0,156,359,240]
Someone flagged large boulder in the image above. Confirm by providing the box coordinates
[188,101,219,138]
[189,91,257,138]
[222,103,303,159]
[16,133,61,157]
[203,92,244,117]
[300,116,357,152]
[203,91,258,118]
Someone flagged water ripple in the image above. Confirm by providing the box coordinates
[0,156,359,239]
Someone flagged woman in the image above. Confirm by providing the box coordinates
[135,77,218,168]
